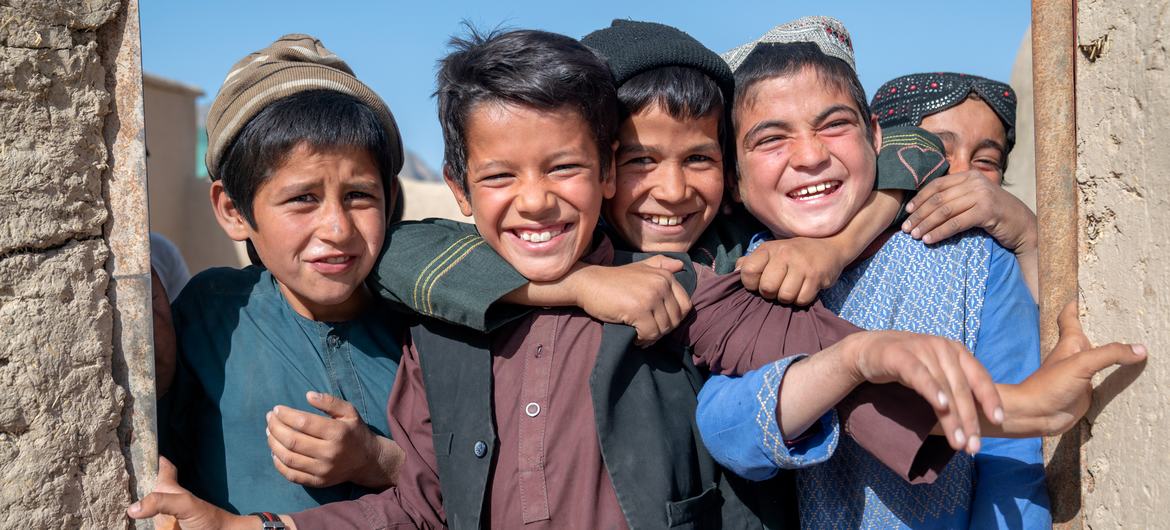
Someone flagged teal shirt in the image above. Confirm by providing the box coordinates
[160,266,403,515]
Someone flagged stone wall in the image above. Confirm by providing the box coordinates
[1076,0,1169,527]
[0,0,150,527]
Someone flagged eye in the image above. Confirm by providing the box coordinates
[551,163,583,173]
[287,194,317,204]
[974,158,1003,171]
[622,156,655,166]
[345,190,377,201]
[685,154,714,164]
[820,120,853,134]
[756,135,784,148]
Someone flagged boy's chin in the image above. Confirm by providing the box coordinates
[513,260,576,283]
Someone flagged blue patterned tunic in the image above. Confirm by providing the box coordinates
[697,231,1050,529]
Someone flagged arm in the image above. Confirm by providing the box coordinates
[901,172,1039,300]
[131,340,447,530]
[370,218,528,331]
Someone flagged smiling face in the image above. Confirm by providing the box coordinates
[919,96,1008,184]
[212,143,386,321]
[605,105,724,253]
[734,68,881,239]
[446,103,613,282]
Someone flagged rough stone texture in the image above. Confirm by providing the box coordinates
[1077,0,1169,527]
[0,240,128,529]
[1,1,143,527]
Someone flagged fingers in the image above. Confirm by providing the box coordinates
[934,343,982,454]
[755,261,788,301]
[128,492,193,520]
[644,254,685,273]
[907,193,978,242]
[957,353,1004,426]
[1055,301,1084,338]
[267,408,329,456]
[736,253,767,293]
[269,443,330,488]
[307,391,359,420]
[904,174,965,214]
[776,265,806,305]
[920,208,985,245]
[894,351,965,451]
[794,278,820,307]
[1074,343,1149,375]
[271,404,335,439]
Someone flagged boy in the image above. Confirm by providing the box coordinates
[698,17,1145,529]
[874,72,1040,299]
[157,34,407,514]
[131,27,1008,530]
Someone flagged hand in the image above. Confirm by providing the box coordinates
[735,238,847,305]
[127,457,255,530]
[1008,302,1148,436]
[267,392,404,489]
[843,331,1003,454]
[572,255,693,346]
[151,268,177,396]
[902,170,1038,252]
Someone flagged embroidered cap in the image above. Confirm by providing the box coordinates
[722,16,856,74]
[870,72,1017,154]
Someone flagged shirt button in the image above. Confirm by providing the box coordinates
[473,440,487,458]
[525,402,540,417]
[326,334,341,349]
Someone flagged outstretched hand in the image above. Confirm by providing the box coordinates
[1008,302,1148,436]
[127,457,253,530]
[267,392,403,489]
[843,330,1003,454]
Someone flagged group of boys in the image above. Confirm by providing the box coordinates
[131,15,1146,530]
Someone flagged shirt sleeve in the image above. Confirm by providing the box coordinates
[875,126,951,228]
[681,268,952,483]
[368,219,529,332]
[968,238,1051,529]
[290,338,447,529]
[696,357,839,481]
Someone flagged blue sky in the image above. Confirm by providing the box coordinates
[141,1,1030,171]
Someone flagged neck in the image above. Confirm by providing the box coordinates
[279,282,371,322]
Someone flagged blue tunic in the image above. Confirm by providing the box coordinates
[697,231,1050,529]
[159,267,402,515]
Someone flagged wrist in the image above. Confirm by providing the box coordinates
[834,334,869,388]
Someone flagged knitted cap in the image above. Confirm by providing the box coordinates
[722,16,856,74]
[871,72,1017,154]
[204,34,405,184]
[581,19,734,104]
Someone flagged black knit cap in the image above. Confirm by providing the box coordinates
[581,19,734,104]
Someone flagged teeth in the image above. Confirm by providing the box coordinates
[519,229,561,243]
[791,181,839,198]
[644,215,684,226]
[323,256,348,264]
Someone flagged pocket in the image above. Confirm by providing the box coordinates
[666,485,723,528]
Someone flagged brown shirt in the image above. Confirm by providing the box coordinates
[292,241,941,529]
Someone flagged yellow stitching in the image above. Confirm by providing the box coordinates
[412,235,475,311]
[425,239,486,315]
[416,235,480,313]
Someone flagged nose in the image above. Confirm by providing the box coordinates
[318,198,355,243]
[514,176,556,217]
[947,152,970,175]
[649,163,688,204]
[790,134,830,170]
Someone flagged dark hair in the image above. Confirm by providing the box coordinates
[618,65,735,187]
[436,27,620,191]
[215,89,397,227]
[732,42,872,139]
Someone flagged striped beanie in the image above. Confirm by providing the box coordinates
[722,16,856,74]
[204,34,405,190]
[870,72,1017,154]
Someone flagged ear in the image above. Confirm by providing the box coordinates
[869,113,883,153]
[602,140,618,200]
[209,180,252,242]
[443,165,474,217]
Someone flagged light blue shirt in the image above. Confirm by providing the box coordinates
[697,231,1049,529]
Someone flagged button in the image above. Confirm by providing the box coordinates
[473,440,487,458]
[326,334,341,349]
[525,402,540,417]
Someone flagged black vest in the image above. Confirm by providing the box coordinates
[413,251,795,529]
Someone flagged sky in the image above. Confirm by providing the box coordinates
[141,1,1031,172]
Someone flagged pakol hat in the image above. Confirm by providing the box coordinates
[870,72,1017,154]
[722,16,856,73]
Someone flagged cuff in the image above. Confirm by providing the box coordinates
[697,356,840,481]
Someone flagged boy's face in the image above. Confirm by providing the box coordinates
[734,68,880,239]
[212,143,386,321]
[606,106,723,253]
[446,103,613,282]
[919,97,1008,184]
